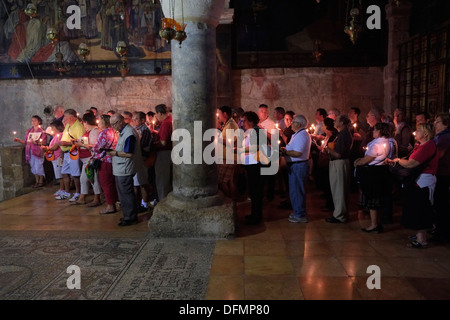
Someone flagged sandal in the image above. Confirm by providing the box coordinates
[99,208,117,215]
[87,202,101,207]
[407,240,428,249]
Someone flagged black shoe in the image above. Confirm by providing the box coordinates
[325,217,344,224]
[118,219,138,226]
[361,225,383,233]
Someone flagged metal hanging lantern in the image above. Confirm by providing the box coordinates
[77,43,90,62]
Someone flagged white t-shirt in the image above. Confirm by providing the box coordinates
[259,117,276,131]
[366,137,390,165]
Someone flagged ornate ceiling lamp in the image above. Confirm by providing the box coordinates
[116,41,129,77]
[77,43,90,63]
[159,0,187,47]
[344,0,363,45]
[51,28,71,75]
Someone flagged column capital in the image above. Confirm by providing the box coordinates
[161,0,226,27]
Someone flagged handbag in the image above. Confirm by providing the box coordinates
[90,158,102,170]
[389,142,437,186]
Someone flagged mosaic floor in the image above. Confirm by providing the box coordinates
[0,232,215,300]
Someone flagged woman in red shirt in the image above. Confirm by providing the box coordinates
[386,123,438,248]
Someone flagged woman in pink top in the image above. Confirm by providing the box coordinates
[41,119,65,196]
[14,115,47,188]
[92,114,119,215]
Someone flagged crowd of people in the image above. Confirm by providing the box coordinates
[14,104,172,227]
[216,104,450,249]
[14,103,450,246]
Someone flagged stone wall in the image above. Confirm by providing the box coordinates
[0,66,384,201]
[0,146,34,202]
[232,67,385,123]
[0,76,172,148]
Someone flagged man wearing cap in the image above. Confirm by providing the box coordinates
[56,109,85,201]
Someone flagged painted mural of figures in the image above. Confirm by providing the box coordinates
[141,1,155,50]
[31,27,79,63]
[99,0,114,50]
[127,0,139,44]
[16,4,47,63]
[110,0,128,54]
[80,0,99,39]
[7,9,29,60]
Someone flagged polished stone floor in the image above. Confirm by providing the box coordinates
[1,179,450,300]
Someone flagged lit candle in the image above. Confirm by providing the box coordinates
[216,112,219,119]
[96,119,100,124]
[353,123,357,129]
[413,131,416,136]
[277,140,281,145]
[13,131,16,136]
[39,138,43,146]
[275,123,279,129]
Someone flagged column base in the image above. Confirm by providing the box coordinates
[148,192,236,239]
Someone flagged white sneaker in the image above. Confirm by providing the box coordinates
[149,199,158,207]
[69,193,80,202]
[53,189,63,196]
[55,192,70,200]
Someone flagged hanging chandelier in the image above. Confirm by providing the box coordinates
[159,0,187,47]
[77,43,90,63]
[344,0,363,45]
[116,41,129,77]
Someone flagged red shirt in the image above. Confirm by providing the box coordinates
[409,140,438,175]
[158,114,173,150]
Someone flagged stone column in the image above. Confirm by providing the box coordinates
[150,0,235,238]
[384,2,412,115]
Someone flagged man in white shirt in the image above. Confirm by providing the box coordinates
[258,104,275,131]
[280,115,311,223]
[257,104,276,200]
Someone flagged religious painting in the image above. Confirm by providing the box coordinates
[230,0,389,68]
[0,0,171,79]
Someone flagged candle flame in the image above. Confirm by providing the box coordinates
[13,131,16,135]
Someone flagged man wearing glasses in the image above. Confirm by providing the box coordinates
[108,114,143,226]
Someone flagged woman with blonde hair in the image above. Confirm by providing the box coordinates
[386,123,438,248]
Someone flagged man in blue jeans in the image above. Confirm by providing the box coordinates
[280,115,311,223]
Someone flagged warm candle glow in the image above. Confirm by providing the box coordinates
[13,131,16,135]
[413,132,416,136]
[96,119,100,124]
[275,123,279,129]
[353,123,357,128]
